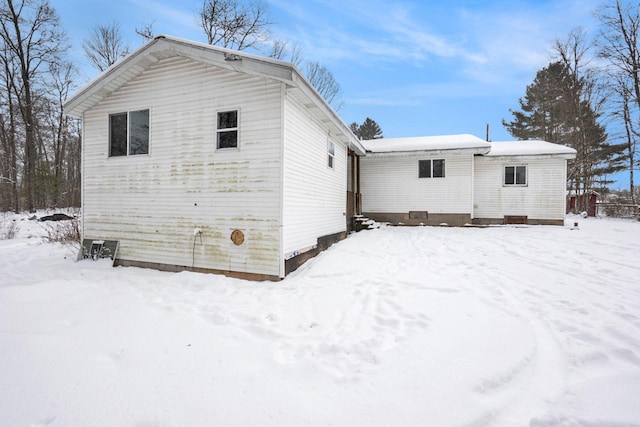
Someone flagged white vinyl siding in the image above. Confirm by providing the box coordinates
[360,154,473,214]
[282,89,347,256]
[474,156,567,220]
[82,55,283,276]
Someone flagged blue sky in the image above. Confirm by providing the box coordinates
[53,0,631,189]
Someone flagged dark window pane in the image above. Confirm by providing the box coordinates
[419,160,431,178]
[516,166,527,185]
[109,113,127,157]
[129,109,149,155]
[328,141,335,168]
[505,166,515,185]
[433,159,445,177]
[217,130,238,148]
[218,110,237,129]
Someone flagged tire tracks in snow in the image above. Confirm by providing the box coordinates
[464,271,568,426]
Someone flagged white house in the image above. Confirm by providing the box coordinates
[64,35,577,280]
[473,140,577,225]
[359,136,576,226]
[64,35,366,280]
[360,134,491,226]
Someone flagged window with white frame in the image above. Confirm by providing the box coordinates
[504,165,527,186]
[418,159,445,178]
[109,109,149,156]
[327,140,335,168]
[216,110,238,149]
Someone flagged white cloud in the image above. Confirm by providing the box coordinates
[452,0,602,80]
[271,0,485,66]
[271,0,601,85]
[348,80,517,107]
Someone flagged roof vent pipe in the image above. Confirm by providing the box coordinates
[224,53,241,61]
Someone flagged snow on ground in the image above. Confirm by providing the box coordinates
[0,213,639,427]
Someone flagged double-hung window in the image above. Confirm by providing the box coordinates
[217,110,238,149]
[327,140,335,168]
[504,165,527,186]
[418,159,445,178]
[109,109,150,156]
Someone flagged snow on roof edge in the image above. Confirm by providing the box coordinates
[486,140,577,157]
[359,136,577,158]
[361,134,491,154]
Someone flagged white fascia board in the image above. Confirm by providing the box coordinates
[481,153,577,161]
[290,71,365,156]
[364,146,491,158]
[64,35,296,118]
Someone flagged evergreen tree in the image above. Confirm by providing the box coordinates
[503,62,568,143]
[349,122,359,136]
[359,118,383,140]
[350,117,383,140]
[503,61,625,206]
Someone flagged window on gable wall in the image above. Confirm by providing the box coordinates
[504,165,527,186]
[217,110,238,149]
[433,159,445,177]
[109,109,149,157]
[327,140,335,168]
[418,159,445,178]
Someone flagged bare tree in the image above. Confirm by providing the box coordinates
[269,38,286,59]
[135,21,155,41]
[83,22,130,72]
[48,60,76,206]
[305,61,342,110]
[553,28,592,81]
[266,38,342,111]
[0,0,66,212]
[0,41,20,211]
[551,28,626,209]
[597,0,640,202]
[268,38,302,66]
[197,0,270,50]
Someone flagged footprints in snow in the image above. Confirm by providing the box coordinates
[265,281,433,382]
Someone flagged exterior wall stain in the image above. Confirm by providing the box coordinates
[81,55,283,277]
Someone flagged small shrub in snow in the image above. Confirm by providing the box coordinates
[43,218,81,244]
[0,212,20,240]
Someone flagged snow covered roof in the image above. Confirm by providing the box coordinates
[361,134,491,155]
[486,140,577,158]
[359,136,577,160]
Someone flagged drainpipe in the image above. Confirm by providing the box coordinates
[471,154,475,220]
[350,150,356,215]
[356,154,361,215]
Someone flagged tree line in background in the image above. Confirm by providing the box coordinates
[504,0,640,206]
[0,0,82,212]
[1,0,639,212]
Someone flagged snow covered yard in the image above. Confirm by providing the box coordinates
[0,215,639,427]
